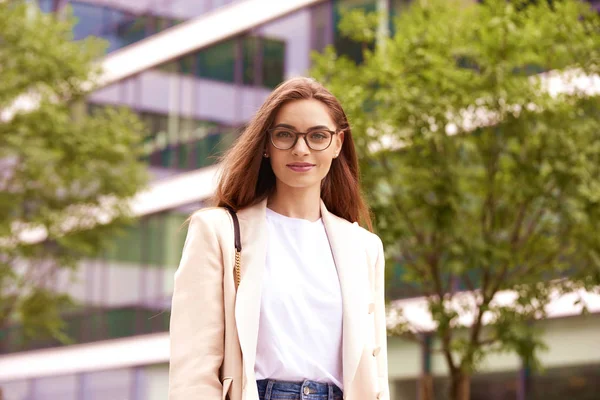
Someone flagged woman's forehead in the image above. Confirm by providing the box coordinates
[274,99,335,128]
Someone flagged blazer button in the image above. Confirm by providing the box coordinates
[368,303,375,314]
[372,346,381,357]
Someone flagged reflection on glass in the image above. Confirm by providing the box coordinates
[116,15,148,48]
[151,34,285,88]
[531,364,600,400]
[333,0,377,64]
[243,36,260,86]
[71,1,105,40]
[37,0,55,13]
[262,38,285,89]
[196,39,236,83]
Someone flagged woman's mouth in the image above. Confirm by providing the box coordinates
[286,163,315,172]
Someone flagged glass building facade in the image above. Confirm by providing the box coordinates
[1,1,600,399]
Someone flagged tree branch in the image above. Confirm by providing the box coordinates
[379,154,426,245]
[462,272,476,293]
[510,198,531,246]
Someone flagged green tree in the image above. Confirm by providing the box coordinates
[0,2,148,348]
[312,0,600,399]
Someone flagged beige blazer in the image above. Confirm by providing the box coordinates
[168,199,389,400]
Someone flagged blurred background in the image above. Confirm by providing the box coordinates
[0,0,599,399]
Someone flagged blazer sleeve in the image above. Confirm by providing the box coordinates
[168,211,225,400]
[373,235,390,398]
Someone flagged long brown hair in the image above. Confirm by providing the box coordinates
[214,76,372,230]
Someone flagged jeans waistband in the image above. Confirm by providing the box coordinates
[256,379,343,399]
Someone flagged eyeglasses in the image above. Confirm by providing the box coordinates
[268,127,338,151]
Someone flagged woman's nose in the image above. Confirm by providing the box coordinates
[292,135,311,155]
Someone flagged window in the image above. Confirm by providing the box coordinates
[262,38,285,89]
[531,364,600,400]
[433,372,519,400]
[153,33,285,88]
[68,3,183,52]
[152,15,173,33]
[104,212,188,267]
[103,8,129,52]
[71,1,105,41]
[196,39,236,83]
[311,1,333,52]
[243,36,260,86]
[137,110,231,171]
[116,15,149,48]
[37,0,55,13]
[333,0,377,64]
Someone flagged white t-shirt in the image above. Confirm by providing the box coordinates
[254,208,344,389]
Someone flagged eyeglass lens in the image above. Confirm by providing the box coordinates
[270,128,332,150]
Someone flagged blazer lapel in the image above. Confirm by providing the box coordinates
[234,198,268,392]
[320,201,366,393]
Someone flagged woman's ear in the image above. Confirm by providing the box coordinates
[334,130,345,157]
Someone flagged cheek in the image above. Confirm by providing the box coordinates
[317,155,334,175]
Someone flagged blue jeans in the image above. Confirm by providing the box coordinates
[256,379,343,400]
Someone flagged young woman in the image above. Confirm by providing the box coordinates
[168,77,389,400]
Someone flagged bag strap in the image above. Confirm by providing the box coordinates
[224,206,242,289]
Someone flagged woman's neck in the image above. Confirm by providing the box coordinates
[267,184,321,222]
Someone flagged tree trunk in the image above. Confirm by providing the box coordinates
[450,373,471,400]
[419,373,434,400]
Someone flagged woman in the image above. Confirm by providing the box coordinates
[168,77,389,400]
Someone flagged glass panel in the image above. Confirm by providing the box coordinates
[86,368,132,400]
[311,2,332,52]
[156,59,180,74]
[116,15,149,48]
[531,364,600,400]
[471,372,519,400]
[394,379,418,400]
[243,36,259,86]
[103,8,129,52]
[153,16,172,33]
[106,308,138,339]
[37,0,54,13]
[104,211,188,267]
[433,372,519,400]
[71,1,106,41]
[262,38,285,89]
[34,374,77,400]
[333,0,377,64]
[179,54,195,76]
[105,223,142,265]
[195,40,236,83]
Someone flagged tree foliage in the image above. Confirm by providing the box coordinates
[0,2,148,346]
[312,0,600,398]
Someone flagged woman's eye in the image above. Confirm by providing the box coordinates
[310,132,327,140]
[275,130,294,138]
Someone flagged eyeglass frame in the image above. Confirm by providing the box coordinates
[267,127,341,151]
